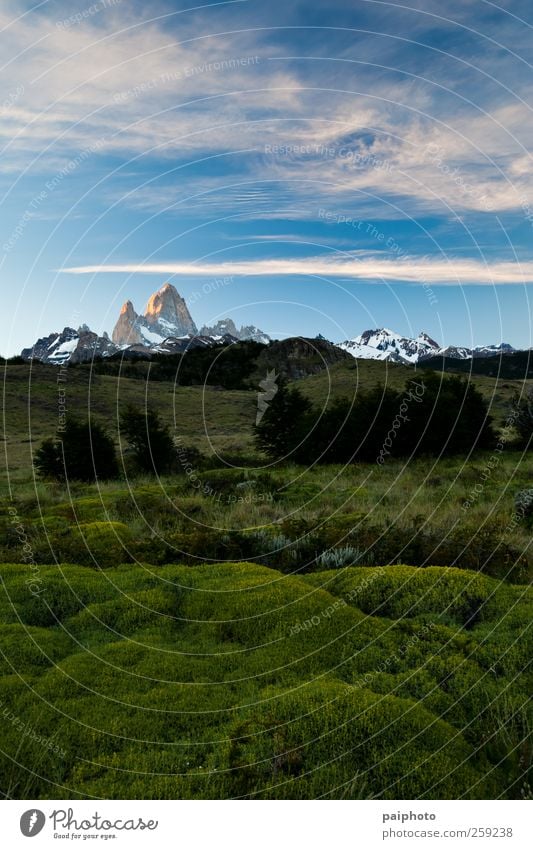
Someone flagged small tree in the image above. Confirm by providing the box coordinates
[34,439,63,480]
[34,418,118,482]
[254,380,313,460]
[119,405,176,474]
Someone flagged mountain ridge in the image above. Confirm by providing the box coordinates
[19,285,523,367]
[338,327,516,365]
[21,283,271,365]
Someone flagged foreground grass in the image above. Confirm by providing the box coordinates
[2,454,531,582]
[0,561,531,799]
[1,361,531,799]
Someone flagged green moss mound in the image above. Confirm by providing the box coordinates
[0,562,530,799]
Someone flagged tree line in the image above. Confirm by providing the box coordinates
[34,405,196,482]
[34,375,533,482]
[254,373,502,463]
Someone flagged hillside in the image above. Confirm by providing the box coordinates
[295,360,530,427]
[0,364,255,484]
[420,350,533,380]
[0,560,530,799]
[2,355,530,485]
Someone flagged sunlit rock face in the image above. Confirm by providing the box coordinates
[112,283,198,347]
[142,283,198,338]
[112,301,144,346]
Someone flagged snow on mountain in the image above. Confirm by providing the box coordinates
[338,328,440,364]
[338,329,516,364]
[472,342,515,358]
[112,283,198,347]
[21,326,117,365]
[200,319,270,344]
[20,283,269,365]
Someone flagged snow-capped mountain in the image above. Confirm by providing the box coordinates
[20,283,270,365]
[338,329,516,364]
[338,329,441,364]
[471,343,515,358]
[200,318,270,344]
[112,283,198,347]
[20,326,117,365]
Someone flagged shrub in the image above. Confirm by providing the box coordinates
[50,521,135,568]
[34,418,118,482]
[119,405,177,475]
[254,379,313,460]
[256,374,495,464]
[514,489,533,523]
[317,546,374,569]
[511,390,533,448]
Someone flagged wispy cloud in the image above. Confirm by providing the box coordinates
[1,0,532,220]
[59,254,533,285]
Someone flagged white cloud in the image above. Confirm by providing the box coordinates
[59,254,533,285]
[1,0,532,221]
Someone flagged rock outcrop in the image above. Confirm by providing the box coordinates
[112,283,198,347]
[111,301,143,346]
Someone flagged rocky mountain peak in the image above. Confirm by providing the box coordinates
[143,283,197,335]
[112,283,198,346]
[120,300,137,318]
[200,319,270,344]
[112,300,142,346]
[416,331,439,348]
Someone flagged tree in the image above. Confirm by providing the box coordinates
[119,404,177,474]
[34,418,118,482]
[34,438,63,480]
[404,373,495,457]
[254,380,313,460]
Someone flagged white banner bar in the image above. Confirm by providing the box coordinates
[2,800,531,848]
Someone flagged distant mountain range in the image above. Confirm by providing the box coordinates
[338,328,516,365]
[21,283,271,365]
[19,284,521,367]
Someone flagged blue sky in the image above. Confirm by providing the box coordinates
[1,0,533,355]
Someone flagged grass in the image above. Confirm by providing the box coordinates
[298,359,532,428]
[1,363,257,485]
[0,561,530,799]
[2,358,530,486]
[1,358,531,799]
[2,454,531,580]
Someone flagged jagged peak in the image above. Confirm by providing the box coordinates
[144,282,184,316]
[120,299,137,317]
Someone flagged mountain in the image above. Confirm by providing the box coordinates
[420,349,533,379]
[257,336,353,379]
[21,282,270,365]
[112,283,198,346]
[338,328,516,365]
[20,326,117,365]
[121,333,239,356]
[338,328,440,364]
[200,319,270,344]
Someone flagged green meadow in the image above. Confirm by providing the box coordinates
[0,359,531,799]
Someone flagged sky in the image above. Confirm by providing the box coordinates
[1,0,533,356]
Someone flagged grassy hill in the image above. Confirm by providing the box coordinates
[1,364,256,485]
[2,357,530,485]
[297,359,531,427]
[1,355,531,800]
[0,560,530,799]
